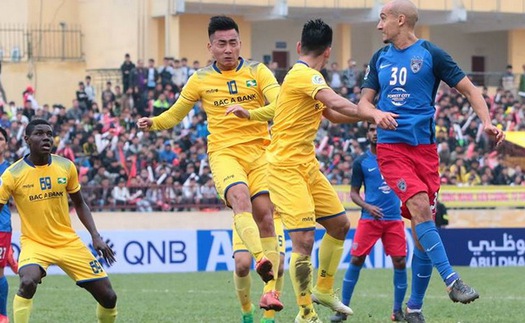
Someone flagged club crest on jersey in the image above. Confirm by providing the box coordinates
[397,178,407,192]
[58,177,67,184]
[246,79,257,87]
[311,75,325,85]
[410,57,423,73]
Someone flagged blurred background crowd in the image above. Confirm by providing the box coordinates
[0,55,523,212]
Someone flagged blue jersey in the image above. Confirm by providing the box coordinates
[0,160,11,232]
[362,39,465,146]
[351,150,401,220]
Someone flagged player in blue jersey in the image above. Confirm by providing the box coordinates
[331,124,407,323]
[0,126,16,323]
[358,1,505,322]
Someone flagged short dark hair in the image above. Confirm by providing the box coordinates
[0,127,8,142]
[25,119,51,136]
[208,16,239,38]
[300,19,332,57]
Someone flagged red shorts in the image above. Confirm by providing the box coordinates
[377,143,440,219]
[0,232,12,268]
[351,219,407,257]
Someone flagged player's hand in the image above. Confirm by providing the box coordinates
[365,204,383,219]
[92,234,116,266]
[225,105,250,119]
[137,117,153,130]
[483,123,505,147]
[373,110,398,130]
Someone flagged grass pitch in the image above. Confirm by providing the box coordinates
[6,266,524,322]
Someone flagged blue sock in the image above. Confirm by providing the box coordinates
[406,248,432,310]
[415,221,458,286]
[393,268,407,311]
[0,276,7,316]
[341,263,363,306]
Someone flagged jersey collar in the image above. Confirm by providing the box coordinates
[23,154,52,168]
[297,60,309,67]
[212,57,244,74]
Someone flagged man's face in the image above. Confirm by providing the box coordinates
[25,124,54,155]
[0,132,6,154]
[377,4,400,44]
[367,125,377,144]
[208,29,241,71]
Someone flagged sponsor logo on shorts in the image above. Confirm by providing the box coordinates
[397,178,407,192]
[302,216,314,222]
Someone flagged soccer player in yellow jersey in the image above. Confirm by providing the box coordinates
[137,16,284,314]
[0,119,117,323]
[228,19,397,323]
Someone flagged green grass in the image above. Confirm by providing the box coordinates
[6,267,524,322]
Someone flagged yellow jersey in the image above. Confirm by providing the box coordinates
[267,61,329,166]
[152,58,280,153]
[0,155,81,247]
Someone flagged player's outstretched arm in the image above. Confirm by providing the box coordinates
[315,88,361,123]
[357,88,398,130]
[70,191,116,265]
[137,117,153,130]
[455,77,505,146]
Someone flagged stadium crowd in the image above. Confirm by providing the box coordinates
[0,54,523,211]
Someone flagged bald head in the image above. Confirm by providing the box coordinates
[385,0,419,28]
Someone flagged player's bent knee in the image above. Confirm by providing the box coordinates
[18,277,38,297]
[99,289,117,308]
[392,256,406,269]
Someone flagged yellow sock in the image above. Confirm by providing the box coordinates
[261,237,279,292]
[97,303,118,323]
[290,252,315,318]
[234,212,264,261]
[233,272,252,313]
[13,294,33,323]
[316,233,345,293]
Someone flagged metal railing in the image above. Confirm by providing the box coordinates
[0,24,83,61]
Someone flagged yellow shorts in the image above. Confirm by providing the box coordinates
[268,161,346,231]
[18,238,108,284]
[233,214,286,256]
[209,143,268,203]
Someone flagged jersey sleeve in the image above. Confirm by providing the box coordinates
[361,49,382,91]
[306,70,330,100]
[424,41,465,88]
[67,161,81,194]
[350,157,365,188]
[0,171,14,204]
[256,64,280,103]
[249,100,276,122]
[151,74,198,131]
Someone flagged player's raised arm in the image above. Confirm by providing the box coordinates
[454,76,505,146]
[70,191,116,265]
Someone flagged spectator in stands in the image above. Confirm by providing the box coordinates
[120,53,135,92]
[146,59,158,91]
[342,59,358,90]
[501,64,515,95]
[84,75,96,106]
[328,62,343,92]
[158,57,174,87]
[159,142,177,164]
[201,178,219,205]
[130,59,148,94]
[101,81,116,110]
[152,93,169,117]
[112,177,131,210]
